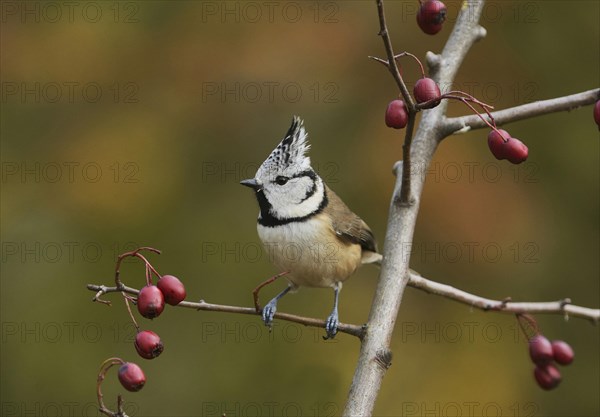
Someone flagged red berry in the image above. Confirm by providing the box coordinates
[135,330,164,360]
[551,340,574,365]
[487,129,511,160]
[385,99,408,129]
[414,77,441,108]
[487,129,528,164]
[594,100,600,130]
[157,275,187,305]
[504,137,528,164]
[417,0,447,35]
[118,362,146,392]
[529,335,554,365]
[534,364,561,390]
[137,285,165,319]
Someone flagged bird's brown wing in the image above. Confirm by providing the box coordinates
[324,185,379,254]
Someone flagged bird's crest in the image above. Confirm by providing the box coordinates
[256,116,311,179]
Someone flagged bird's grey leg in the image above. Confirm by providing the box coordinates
[324,282,341,340]
[262,285,293,329]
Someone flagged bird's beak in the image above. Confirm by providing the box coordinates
[240,178,262,191]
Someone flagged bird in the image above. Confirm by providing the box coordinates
[240,116,382,339]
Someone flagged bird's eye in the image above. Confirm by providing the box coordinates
[275,176,289,185]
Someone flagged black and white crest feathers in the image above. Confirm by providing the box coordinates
[256,116,311,179]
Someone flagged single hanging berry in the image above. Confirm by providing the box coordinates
[487,129,511,160]
[417,0,447,35]
[529,334,554,365]
[118,362,146,392]
[385,99,409,129]
[551,340,574,365]
[135,330,164,359]
[534,363,561,390]
[414,77,441,108]
[137,285,165,319]
[157,275,187,305]
[504,137,529,164]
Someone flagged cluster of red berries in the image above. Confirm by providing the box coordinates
[96,248,188,402]
[138,275,187,319]
[385,77,441,130]
[135,275,186,359]
[384,60,529,165]
[132,274,185,361]
[529,334,574,390]
[417,0,447,35]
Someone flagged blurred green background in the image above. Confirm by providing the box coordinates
[1,1,598,416]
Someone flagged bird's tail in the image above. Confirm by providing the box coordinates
[361,251,383,265]
[362,252,421,276]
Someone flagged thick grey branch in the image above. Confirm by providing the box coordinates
[343,2,487,416]
[443,88,600,135]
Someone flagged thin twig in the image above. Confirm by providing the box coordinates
[97,358,127,417]
[375,0,414,110]
[407,272,600,323]
[368,52,426,78]
[86,284,366,338]
[123,293,140,332]
[516,314,540,340]
[115,247,161,288]
[87,274,600,340]
[374,0,417,204]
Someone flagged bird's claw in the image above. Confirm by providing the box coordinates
[323,311,339,340]
[262,299,277,328]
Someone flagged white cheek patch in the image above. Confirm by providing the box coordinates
[274,178,324,219]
